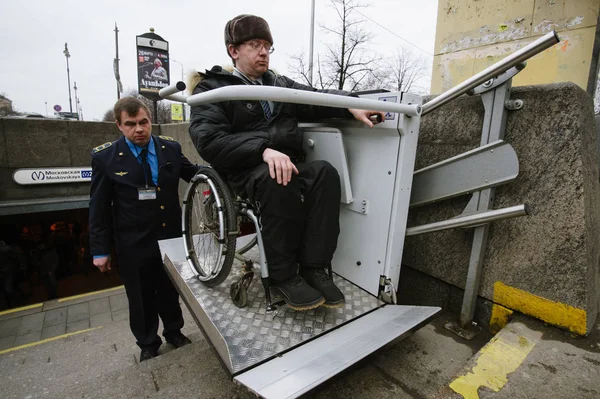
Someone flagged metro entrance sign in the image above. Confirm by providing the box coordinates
[13,167,92,185]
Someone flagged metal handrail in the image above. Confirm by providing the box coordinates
[160,83,422,116]
[422,31,560,115]
[405,204,529,236]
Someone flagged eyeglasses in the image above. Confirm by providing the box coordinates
[244,40,275,54]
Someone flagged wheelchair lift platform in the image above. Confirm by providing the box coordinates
[159,237,440,398]
[155,31,561,398]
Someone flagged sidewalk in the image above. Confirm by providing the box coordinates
[0,286,599,398]
[0,285,127,352]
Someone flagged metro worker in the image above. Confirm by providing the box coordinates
[188,14,385,311]
[89,97,199,361]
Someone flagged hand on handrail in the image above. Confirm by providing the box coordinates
[348,109,385,128]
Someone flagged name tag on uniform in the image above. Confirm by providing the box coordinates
[138,187,157,200]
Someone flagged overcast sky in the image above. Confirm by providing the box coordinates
[0,0,438,120]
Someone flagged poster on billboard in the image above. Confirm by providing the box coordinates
[136,32,169,100]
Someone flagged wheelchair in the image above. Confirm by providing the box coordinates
[181,166,281,310]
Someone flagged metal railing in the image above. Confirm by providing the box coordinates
[161,84,422,117]
[422,31,560,115]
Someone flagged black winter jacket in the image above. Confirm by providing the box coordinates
[189,66,355,174]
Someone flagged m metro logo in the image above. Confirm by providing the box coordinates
[31,171,46,181]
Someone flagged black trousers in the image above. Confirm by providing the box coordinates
[230,160,341,281]
[118,254,184,351]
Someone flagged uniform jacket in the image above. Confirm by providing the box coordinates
[188,66,355,175]
[89,135,198,259]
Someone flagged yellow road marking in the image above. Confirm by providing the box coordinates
[450,323,541,398]
[57,285,124,303]
[0,303,43,317]
[489,304,513,334]
[0,327,103,355]
[493,281,587,335]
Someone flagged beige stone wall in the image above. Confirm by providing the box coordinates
[431,0,600,94]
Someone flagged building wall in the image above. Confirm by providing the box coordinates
[431,0,600,94]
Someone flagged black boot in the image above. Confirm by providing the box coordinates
[300,268,345,308]
[166,333,192,349]
[140,348,158,362]
[271,274,325,311]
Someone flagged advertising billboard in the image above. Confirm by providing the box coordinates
[136,32,169,100]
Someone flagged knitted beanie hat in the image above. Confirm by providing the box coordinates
[224,14,273,57]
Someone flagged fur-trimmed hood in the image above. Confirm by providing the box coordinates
[186,65,234,95]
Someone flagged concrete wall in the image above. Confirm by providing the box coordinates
[0,118,121,202]
[432,0,600,94]
[0,119,200,204]
[404,82,600,335]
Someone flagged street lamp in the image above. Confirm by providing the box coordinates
[63,43,73,113]
[73,81,80,120]
[171,58,186,121]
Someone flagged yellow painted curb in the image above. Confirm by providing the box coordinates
[0,303,43,317]
[493,281,587,335]
[57,285,124,303]
[0,327,103,355]
[489,304,513,334]
[450,323,541,398]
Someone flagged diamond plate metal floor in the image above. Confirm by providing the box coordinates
[162,239,383,375]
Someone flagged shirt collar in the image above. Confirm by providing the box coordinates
[233,67,263,85]
[125,136,155,157]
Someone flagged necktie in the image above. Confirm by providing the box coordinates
[139,148,154,187]
[254,81,272,120]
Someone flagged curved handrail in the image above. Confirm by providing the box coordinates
[160,83,421,116]
[422,30,560,115]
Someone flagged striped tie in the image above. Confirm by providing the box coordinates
[254,81,272,120]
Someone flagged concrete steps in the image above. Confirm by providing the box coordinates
[0,306,495,399]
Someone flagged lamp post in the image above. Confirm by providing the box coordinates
[171,58,186,121]
[63,43,73,113]
[73,81,80,120]
[308,0,315,86]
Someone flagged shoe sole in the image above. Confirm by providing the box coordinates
[321,300,345,309]
[272,287,326,311]
[286,297,326,311]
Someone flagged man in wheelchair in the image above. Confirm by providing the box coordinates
[189,14,384,311]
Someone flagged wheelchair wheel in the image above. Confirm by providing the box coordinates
[182,167,237,287]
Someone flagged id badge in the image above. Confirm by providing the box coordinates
[138,187,157,201]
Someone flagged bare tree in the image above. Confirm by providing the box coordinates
[287,51,313,87]
[288,0,381,92]
[102,89,172,123]
[102,109,115,122]
[383,46,429,94]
